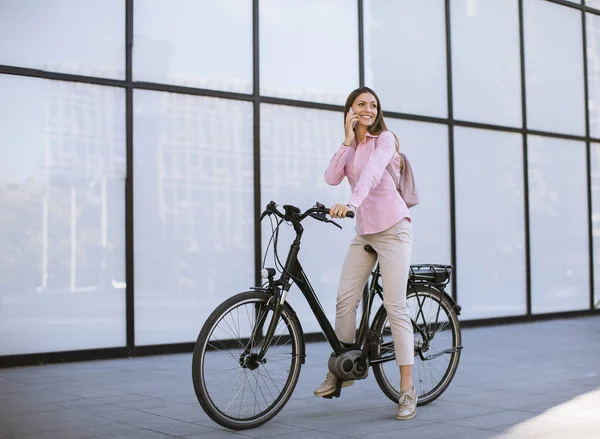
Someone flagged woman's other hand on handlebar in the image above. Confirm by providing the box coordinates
[330,203,354,219]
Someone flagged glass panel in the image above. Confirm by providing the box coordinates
[259,0,359,104]
[524,0,585,135]
[451,0,522,127]
[364,0,447,117]
[587,12,600,138]
[134,0,252,93]
[587,1,600,9]
[454,128,526,319]
[591,143,600,310]
[529,135,589,313]
[134,90,254,345]
[260,104,356,331]
[0,75,126,355]
[384,119,451,272]
[0,0,124,79]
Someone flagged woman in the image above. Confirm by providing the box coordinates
[315,87,416,420]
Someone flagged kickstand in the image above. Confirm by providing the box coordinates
[321,379,343,399]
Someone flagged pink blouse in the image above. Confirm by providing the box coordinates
[324,131,410,235]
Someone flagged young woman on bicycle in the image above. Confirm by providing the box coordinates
[316,86,416,420]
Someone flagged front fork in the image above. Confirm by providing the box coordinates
[245,276,288,362]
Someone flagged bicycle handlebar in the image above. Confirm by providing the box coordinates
[260,201,354,226]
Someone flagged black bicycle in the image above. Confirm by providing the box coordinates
[192,202,463,430]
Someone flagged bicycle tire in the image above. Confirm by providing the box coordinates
[192,291,304,430]
[370,285,461,406]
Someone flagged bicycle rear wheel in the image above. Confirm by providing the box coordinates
[371,285,461,406]
[192,291,304,430]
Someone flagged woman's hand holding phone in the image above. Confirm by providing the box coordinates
[344,108,358,146]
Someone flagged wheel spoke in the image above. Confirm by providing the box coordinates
[372,287,461,406]
[192,293,301,428]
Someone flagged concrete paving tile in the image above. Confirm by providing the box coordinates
[361,422,493,439]
[86,430,177,439]
[93,408,213,437]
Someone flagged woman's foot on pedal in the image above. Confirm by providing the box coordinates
[313,372,354,397]
[396,387,417,420]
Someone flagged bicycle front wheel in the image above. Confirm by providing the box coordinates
[371,285,461,406]
[191,291,304,430]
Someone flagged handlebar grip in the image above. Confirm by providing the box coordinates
[346,211,355,219]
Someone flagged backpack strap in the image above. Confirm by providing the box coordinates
[374,133,400,190]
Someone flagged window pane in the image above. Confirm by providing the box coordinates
[260,0,359,104]
[260,104,356,331]
[529,136,589,313]
[451,0,522,127]
[0,75,126,355]
[134,91,254,345]
[587,1,600,9]
[587,12,600,138]
[0,0,124,79]
[134,0,252,93]
[524,0,585,135]
[385,119,451,273]
[591,143,600,310]
[455,128,526,319]
[364,0,447,117]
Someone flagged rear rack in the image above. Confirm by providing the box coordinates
[408,264,452,286]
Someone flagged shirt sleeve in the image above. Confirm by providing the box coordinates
[347,132,395,207]
[324,143,351,186]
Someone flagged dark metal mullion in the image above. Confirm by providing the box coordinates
[125,0,135,353]
[134,81,254,101]
[444,0,457,303]
[253,0,262,288]
[0,64,126,87]
[582,10,595,310]
[544,0,585,10]
[358,0,365,87]
[519,0,533,316]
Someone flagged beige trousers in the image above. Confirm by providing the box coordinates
[335,218,414,366]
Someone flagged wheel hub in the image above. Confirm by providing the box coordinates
[240,353,266,370]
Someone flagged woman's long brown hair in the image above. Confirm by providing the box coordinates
[343,87,403,170]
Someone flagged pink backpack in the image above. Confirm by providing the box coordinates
[376,133,419,208]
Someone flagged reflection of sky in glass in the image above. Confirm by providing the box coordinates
[260,0,359,104]
[134,0,253,93]
[364,0,447,117]
[451,0,522,127]
[454,127,526,319]
[524,0,585,135]
[592,143,600,309]
[0,0,124,79]
[528,135,589,313]
[587,13,600,138]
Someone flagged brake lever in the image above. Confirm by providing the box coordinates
[325,219,342,230]
[259,211,270,222]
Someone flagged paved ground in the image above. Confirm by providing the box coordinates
[1,316,599,439]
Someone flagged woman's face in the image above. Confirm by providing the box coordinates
[350,92,378,128]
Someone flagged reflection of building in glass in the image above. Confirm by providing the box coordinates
[40,79,125,293]
[589,17,600,240]
[143,88,253,296]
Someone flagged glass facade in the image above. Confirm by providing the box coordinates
[1,0,598,359]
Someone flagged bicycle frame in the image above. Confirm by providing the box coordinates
[256,202,458,366]
[258,218,389,363]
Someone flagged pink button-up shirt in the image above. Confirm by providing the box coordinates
[324,131,410,235]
